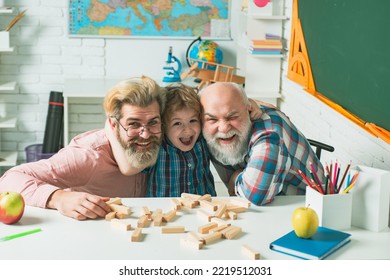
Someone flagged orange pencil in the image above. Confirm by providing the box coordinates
[342,171,359,194]
[310,178,324,194]
[298,169,316,191]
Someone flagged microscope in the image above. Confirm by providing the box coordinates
[162,46,182,83]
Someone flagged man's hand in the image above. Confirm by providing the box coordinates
[227,169,243,196]
[47,190,111,220]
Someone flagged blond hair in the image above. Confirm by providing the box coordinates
[163,83,201,132]
[103,76,166,119]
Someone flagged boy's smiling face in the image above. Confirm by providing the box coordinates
[166,108,201,152]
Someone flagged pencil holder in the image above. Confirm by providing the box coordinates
[0,31,10,49]
[305,186,352,230]
[349,165,390,232]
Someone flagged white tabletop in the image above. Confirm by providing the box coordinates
[1,196,389,260]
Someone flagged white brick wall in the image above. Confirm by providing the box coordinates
[0,0,106,173]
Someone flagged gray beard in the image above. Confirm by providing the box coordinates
[117,131,161,170]
[204,120,252,166]
[125,144,160,169]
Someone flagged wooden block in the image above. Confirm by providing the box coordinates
[115,212,131,219]
[221,225,242,240]
[210,217,230,227]
[226,210,238,220]
[107,197,122,205]
[230,198,251,208]
[153,214,163,226]
[209,224,230,233]
[199,194,212,201]
[202,232,222,244]
[163,209,176,222]
[199,200,218,211]
[137,215,150,228]
[109,204,131,215]
[180,238,204,250]
[181,192,202,201]
[187,231,203,242]
[197,208,213,222]
[171,199,182,210]
[181,193,200,206]
[242,244,260,260]
[171,198,182,210]
[180,198,197,208]
[105,211,116,221]
[211,198,229,207]
[198,222,218,234]
[142,206,151,218]
[161,226,185,234]
[111,218,131,231]
[151,208,163,220]
[215,203,227,218]
[131,228,142,242]
[226,205,247,213]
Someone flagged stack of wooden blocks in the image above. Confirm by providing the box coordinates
[104,193,260,260]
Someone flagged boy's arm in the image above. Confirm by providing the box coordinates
[248,98,278,121]
[248,98,263,120]
[105,118,142,176]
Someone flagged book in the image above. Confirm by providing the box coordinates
[249,50,281,55]
[251,39,282,45]
[269,226,351,260]
[249,47,282,52]
[265,33,281,40]
[250,44,282,49]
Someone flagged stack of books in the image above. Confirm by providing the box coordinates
[249,35,283,55]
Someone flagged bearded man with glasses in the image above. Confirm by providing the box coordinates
[0,76,166,220]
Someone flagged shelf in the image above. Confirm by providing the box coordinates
[250,54,284,58]
[0,7,15,14]
[0,151,17,167]
[0,47,14,52]
[0,117,17,128]
[0,81,16,91]
[247,14,288,20]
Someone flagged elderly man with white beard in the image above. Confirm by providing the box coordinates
[0,76,165,220]
[199,82,325,206]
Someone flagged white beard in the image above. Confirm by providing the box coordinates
[204,118,252,166]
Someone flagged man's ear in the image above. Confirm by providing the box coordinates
[107,116,116,129]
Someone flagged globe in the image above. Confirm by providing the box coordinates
[187,38,223,70]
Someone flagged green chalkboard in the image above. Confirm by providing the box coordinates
[298,0,390,131]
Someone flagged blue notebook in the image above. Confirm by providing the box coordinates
[270,226,351,260]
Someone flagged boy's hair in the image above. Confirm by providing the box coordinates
[163,83,201,131]
[104,76,166,120]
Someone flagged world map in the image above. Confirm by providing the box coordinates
[69,0,229,38]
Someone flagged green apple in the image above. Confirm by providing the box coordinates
[0,191,25,224]
[292,206,319,239]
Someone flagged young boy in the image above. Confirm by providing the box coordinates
[107,83,263,197]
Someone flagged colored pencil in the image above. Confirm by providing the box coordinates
[338,161,351,189]
[309,162,323,189]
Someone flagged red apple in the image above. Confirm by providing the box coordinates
[292,206,319,239]
[0,191,25,224]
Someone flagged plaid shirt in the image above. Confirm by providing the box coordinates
[146,135,216,197]
[211,106,324,205]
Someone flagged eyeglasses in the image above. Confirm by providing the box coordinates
[115,118,162,137]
